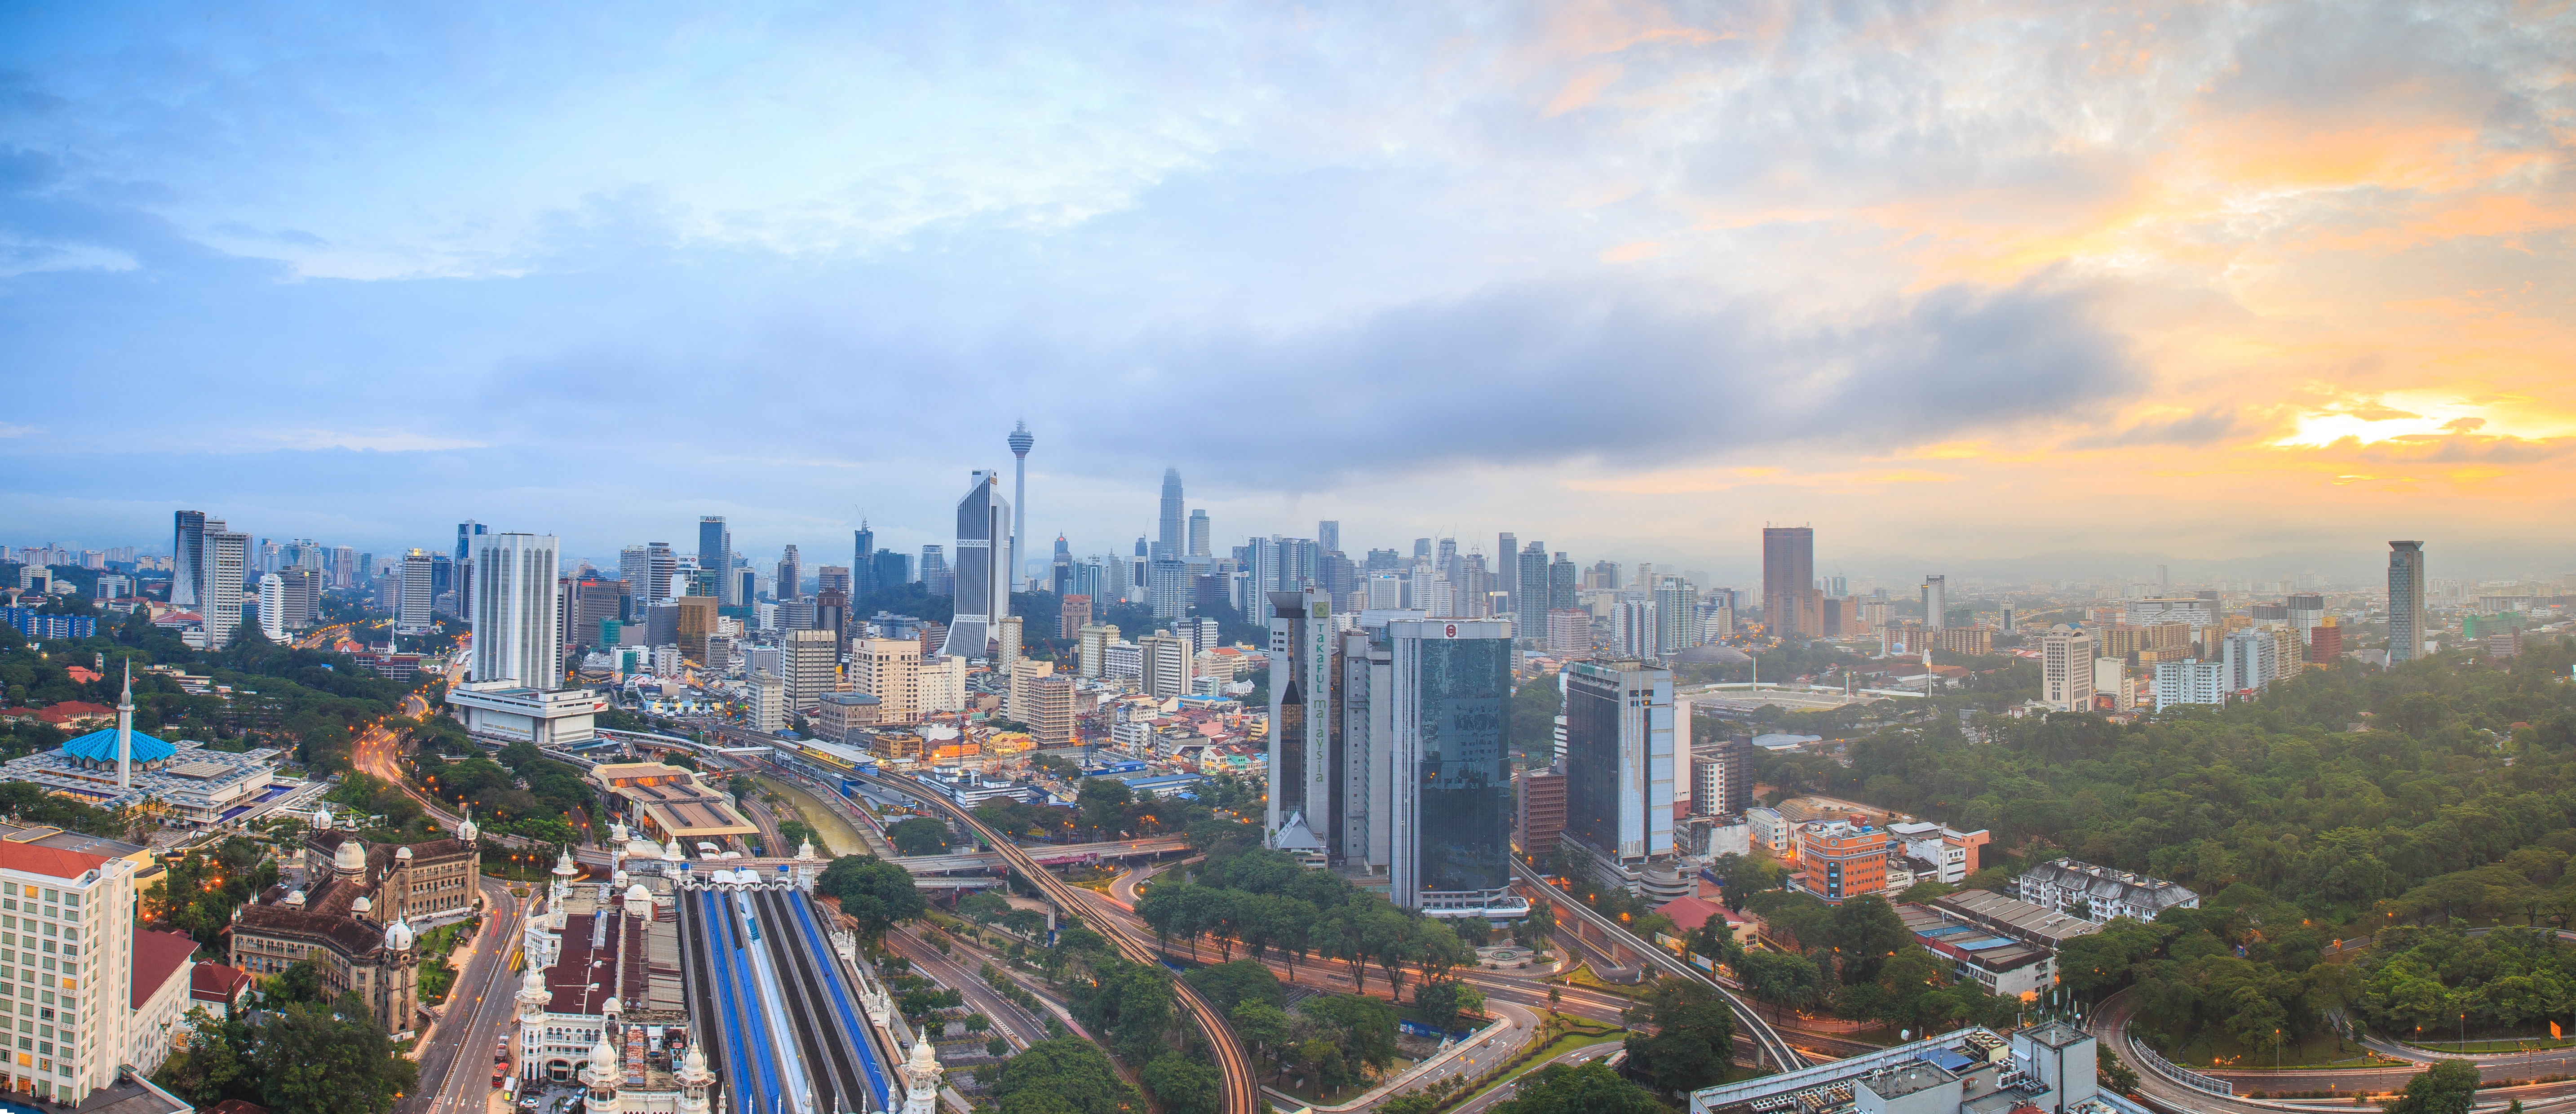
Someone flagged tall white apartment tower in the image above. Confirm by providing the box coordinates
[2388,541,2427,665]
[202,528,250,648]
[471,533,563,689]
[1921,574,1947,631]
[1009,422,1034,592]
[398,549,435,632]
[257,573,288,642]
[2041,625,2094,711]
[937,471,1010,660]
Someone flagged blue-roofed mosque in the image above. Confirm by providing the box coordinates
[0,665,284,825]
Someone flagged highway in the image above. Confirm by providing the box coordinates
[1509,857,1803,1072]
[399,876,528,1114]
[861,769,1261,1114]
[888,924,1048,1052]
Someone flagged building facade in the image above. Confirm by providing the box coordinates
[2014,858,2200,923]
[2040,626,2093,711]
[1560,659,1675,865]
[472,532,562,688]
[229,812,471,1034]
[938,472,1010,660]
[2388,541,2427,664]
[1385,619,1516,915]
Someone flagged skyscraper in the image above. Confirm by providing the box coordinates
[1562,659,1676,865]
[1051,535,1073,596]
[1762,526,1815,638]
[777,545,803,603]
[203,528,249,647]
[1547,552,1577,613]
[1385,618,1515,912]
[1188,510,1211,558]
[1496,532,1518,609]
[1009,422,1035,591]
[471,533,562,689]
[938,471,1010,660]
[1319,521,1341,554]
[1156,467,1184,560]
[699,517,734,606]
[2388,541,2427,665]
[852,522,876,595]
[1267,588,1335,841]
[647,541,676,605]
[1921,574,1947,631]
[455,520,487,616]
[399,549,434,633]
[172,510,208,607]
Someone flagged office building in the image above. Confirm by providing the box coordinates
[696,517,733,606]
[1051,592,1089,639]
[2015,858,2200,923]
[562,576,622,652]
[1796,818,1888,903]
[1140,633,1192,699]
[2220,628,2278,693]
[1384,618,1516,914]
[2040,626,2092,711]
[996,615,1025,678]
[469,533,561,689]
[171,510,208,607]
[776,545,803,603]
[1009,421,1034,591]
[938,471,1011,660]
[1545,608,1589,655]
[782,629,839,712]
[2123,596,2218,627]
[853,637,923,725]
[1692,736,1751,816]
[1547,552,1578,615]
[452,521,487,616]
[1514,541,1548,618]
[1189,510,1211,558]
[748,671,786,732]
[1921,574,1947,630]
[1653,578,1697,655]
[618,546,653,614]
[2091,657,2129,712]
[1517,768,1565,857]
[2286,592,2325,638]
[2310,616,2342,663]
[1609,599,1656,660]
[1155,467,1185,560]
[1562,660,1676,865]
[675,596,717,663]
[2389,541,2427,664]
[1077,623,1119,679]
[1147,559,1190,620]
[1020,675,1074,748]
[1266,588,1335,841]
[1365,573,1403,610]
[1762,527,1815,638]
[2151,659,2226,710]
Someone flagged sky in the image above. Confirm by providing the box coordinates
[2,2,2571,587]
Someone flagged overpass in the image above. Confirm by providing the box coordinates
[1511,857,1804,1072]
[857,769,1259,1114]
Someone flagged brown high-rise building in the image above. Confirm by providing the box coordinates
[2310,617,2342,663]
[675,596,718,662]
[1058,594,1092,640]
[1517,768,1567,857]
[1762,527,1815,638]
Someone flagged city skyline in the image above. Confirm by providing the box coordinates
[4,5,2569,577]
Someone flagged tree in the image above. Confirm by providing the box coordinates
[815,855,928,946]
[2386,1059,2480,1114]
[2098,1048,2142,1096]
[990,1038,1138,1114]
[1142,1052,1222,1114]
[888,817,954,856]
[1231,1001,1294,1070]
[1621,977,1736,1097]
[253,991,420,1114]
[1492,1060,1662,1114]
[1415,979,1486,1034]
[1736,947,1825,1007]
[1185,959,1286,1014]
[1829,895,1912,983]
[1300,993,1400,1071]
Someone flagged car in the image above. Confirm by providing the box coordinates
[517,1098,541,1111]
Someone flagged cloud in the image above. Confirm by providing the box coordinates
[2098,408,2252,448]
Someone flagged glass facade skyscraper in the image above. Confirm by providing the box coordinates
[1388,619,1514,910]
[699,516,734,606]
[2388,541,2427,664]
[1561,659,1675,865]
[938,471,1010,659]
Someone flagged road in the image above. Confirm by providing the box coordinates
[401,876,527,1114]
[1451,1037,1623,1114]
[863,769,1261,1114]
[885,925,1049,1052]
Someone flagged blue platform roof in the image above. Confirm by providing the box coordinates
[61,728,176,764]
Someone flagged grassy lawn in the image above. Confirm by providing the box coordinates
[2165,1029,2406,1070]
[1555,963,1646,999]
[2399,1034,2576,1054]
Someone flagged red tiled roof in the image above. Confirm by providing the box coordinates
[35,701,115,725]
[191,962,253,1003]
[131,928,198,1009]
[1653,895,1732,933]
[0,841,111,881]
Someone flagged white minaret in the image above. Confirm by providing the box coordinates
[583,1029,624,1114]
[675,1041,713,1114]
[115,660,134,789]
[902,1038,943,1114]
[1008,421,1033,592]
[796,836,819,891]
[550,846,578,908]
